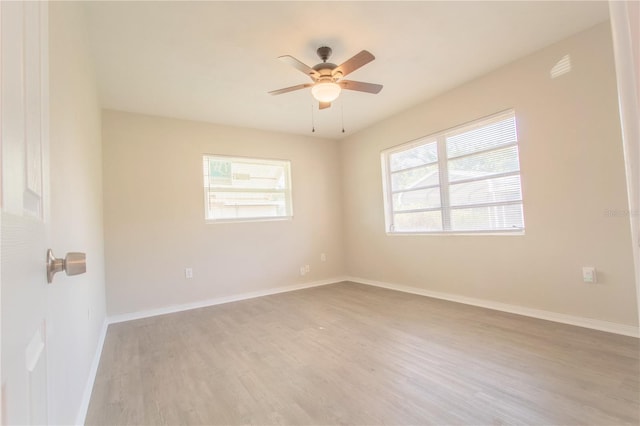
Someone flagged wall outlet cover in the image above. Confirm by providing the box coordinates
[582,267,596,283]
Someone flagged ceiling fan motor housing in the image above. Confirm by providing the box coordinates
[313,62,338,79]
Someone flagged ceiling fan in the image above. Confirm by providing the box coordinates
[269,46,383,109]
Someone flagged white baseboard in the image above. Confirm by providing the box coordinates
[108,276,349,324]
[75,318,109,425]
[347,276,640,338]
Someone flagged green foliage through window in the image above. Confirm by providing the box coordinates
[203,155,293,222]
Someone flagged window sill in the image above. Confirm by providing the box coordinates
[206,216,293,225]
[386,230,525,236]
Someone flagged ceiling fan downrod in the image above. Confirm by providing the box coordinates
[317,46,332,62]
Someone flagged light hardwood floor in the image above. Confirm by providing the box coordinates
[86,282,639,425]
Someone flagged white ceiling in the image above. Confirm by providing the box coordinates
[83,1,609,140]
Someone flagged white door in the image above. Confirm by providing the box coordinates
[1,1,50,424]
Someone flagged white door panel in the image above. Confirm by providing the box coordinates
[1,1,50,424]
[23,0,45,219]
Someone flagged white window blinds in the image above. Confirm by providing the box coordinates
[382,110,525,234]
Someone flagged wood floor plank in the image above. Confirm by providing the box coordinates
[86,282,639,425]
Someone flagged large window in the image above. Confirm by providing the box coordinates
[381,110,524,234]
[203,155,293,222]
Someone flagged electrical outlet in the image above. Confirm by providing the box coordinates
[185,268,193,279]
[304,264,310,273]
[320,253,326,262]
[300,266,306,276]
[582,267,596,283]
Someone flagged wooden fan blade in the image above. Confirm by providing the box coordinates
[334,50,375,77]
[268,83,312,95]
[278,55,320,80]
[319,102,331,110]
[339,80,383,94]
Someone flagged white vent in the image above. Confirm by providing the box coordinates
[550,54,572,79]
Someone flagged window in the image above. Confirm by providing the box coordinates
[203,155,292,222]
[381,110,524,234]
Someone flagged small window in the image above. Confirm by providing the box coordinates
[203,155,293,222]
[381,110,524,234]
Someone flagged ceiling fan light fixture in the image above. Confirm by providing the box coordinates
[311,80,341,102]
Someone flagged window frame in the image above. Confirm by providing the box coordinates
[381,110,525,235]
[203,154,293,224]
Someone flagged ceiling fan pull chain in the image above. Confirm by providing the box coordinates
[341,99,346,133]
[311,102,316,133]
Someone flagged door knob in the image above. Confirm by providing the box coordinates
[46,249,86,283]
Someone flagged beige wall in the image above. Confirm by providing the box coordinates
[341,23,639,326]
[103,111,344,315]
[48,2,106,424]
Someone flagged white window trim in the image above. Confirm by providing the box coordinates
[203,154,293,224]
[381,110,525,235]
